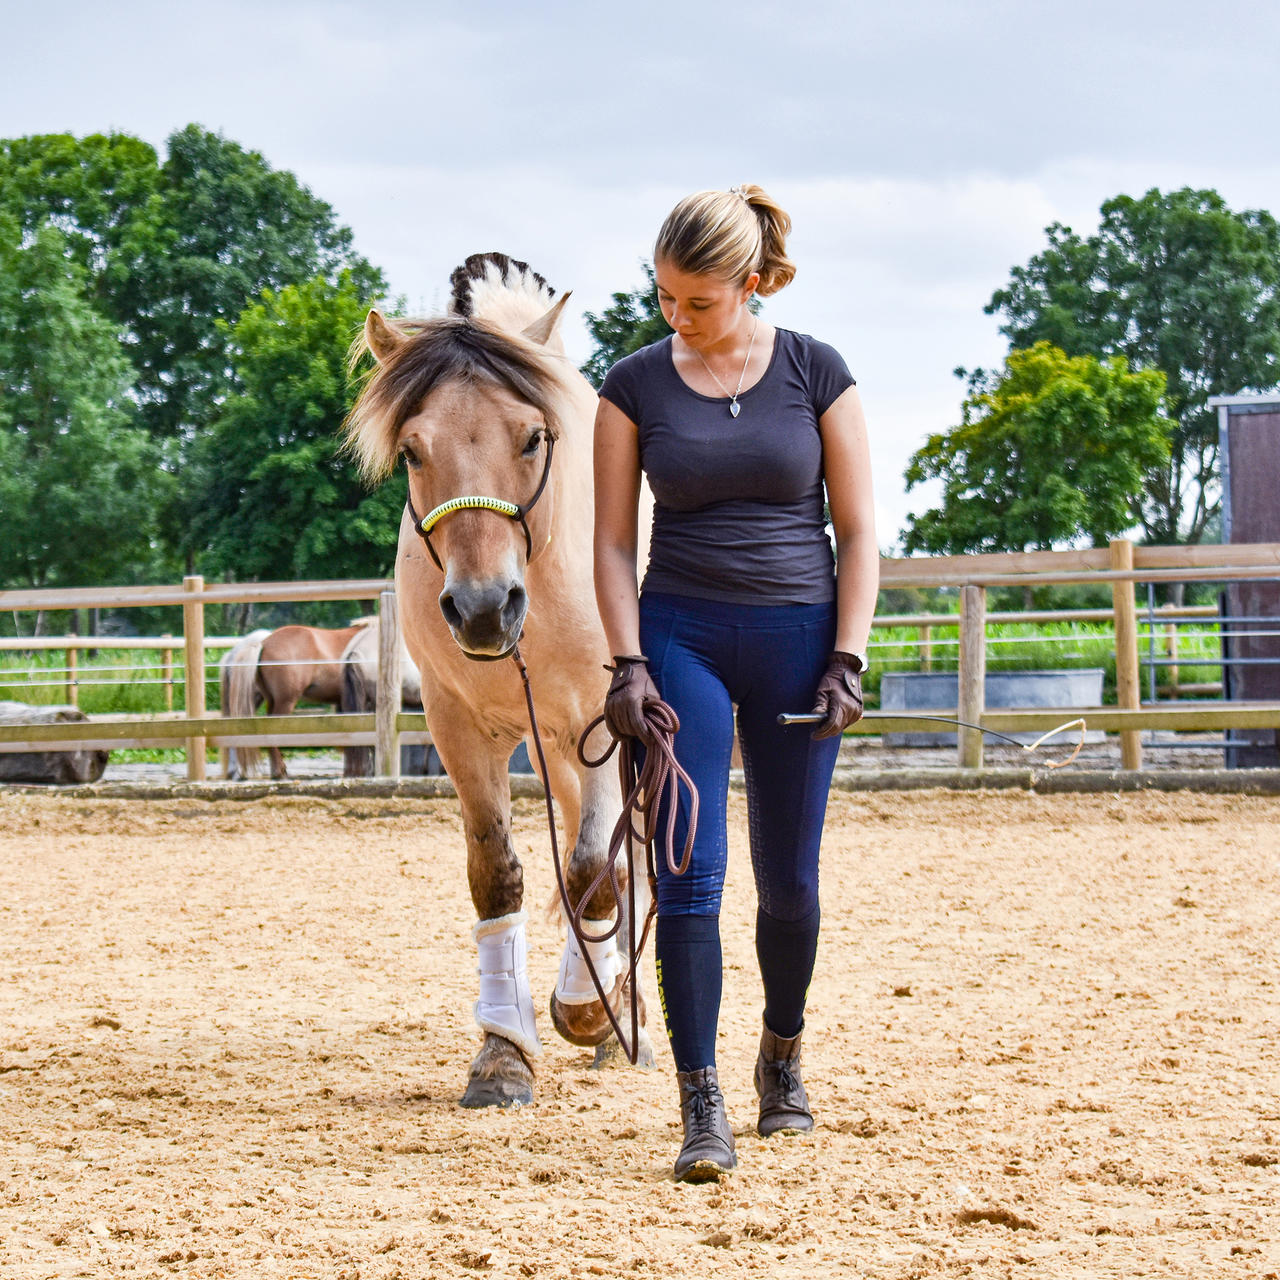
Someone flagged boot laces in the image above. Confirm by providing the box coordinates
[686,1080,721,1133]
[773,1059,803,1101]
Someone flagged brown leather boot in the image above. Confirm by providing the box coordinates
[674,1067,736,1181]
[755,1021,813,1137]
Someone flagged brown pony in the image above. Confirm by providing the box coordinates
[344,253,652,1107]
[222,620,374,779]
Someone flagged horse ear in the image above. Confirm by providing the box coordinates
[522,292,572,347]
[364,310,407,364]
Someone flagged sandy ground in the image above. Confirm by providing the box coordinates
[1,788,1278,1280]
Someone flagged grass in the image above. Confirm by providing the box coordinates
[0,648,215,715]
[865,620,1223,706]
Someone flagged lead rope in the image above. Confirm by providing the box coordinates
[511,645,696,1065]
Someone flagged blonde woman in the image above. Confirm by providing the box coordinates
[594,185,878,1180]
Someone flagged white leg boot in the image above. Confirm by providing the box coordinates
[473,912,540,1059]
[555,919,624,1005]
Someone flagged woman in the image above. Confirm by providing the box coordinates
[594,185,878,1181]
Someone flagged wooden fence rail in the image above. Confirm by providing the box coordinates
[2,541,1278,776]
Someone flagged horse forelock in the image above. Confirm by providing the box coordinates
[344,316,565,483]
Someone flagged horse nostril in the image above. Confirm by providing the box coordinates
[502,586,528,631]
[439,592,463,632]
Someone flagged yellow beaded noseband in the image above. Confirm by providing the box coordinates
[406,434,555,572]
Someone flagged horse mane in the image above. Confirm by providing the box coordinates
[344,255,567,483]
[449,252,556,332]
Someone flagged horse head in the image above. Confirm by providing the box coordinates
[345,280,573,660]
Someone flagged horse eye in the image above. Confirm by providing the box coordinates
[521,431,543,457]
[400,447,421,470]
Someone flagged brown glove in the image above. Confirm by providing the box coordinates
[604,655,661,742]
[810,651,865,740]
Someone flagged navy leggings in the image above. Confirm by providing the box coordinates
[639,591,842,1069]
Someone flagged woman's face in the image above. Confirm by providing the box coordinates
[654,259,759,351]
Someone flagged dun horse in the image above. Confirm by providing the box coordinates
[222,620,374,779]
[345,253,651,1106]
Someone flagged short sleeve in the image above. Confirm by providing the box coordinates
[804,337,856,417]
[599,350,646,424]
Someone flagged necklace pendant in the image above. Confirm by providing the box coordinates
[729,400,741,418]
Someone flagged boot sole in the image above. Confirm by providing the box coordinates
[675,1157,735,1183]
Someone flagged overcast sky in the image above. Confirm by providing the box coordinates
[5,0,1279,545]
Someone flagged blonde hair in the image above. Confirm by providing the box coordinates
[654,184,796,296]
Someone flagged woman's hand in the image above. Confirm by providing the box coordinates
[810,651,865,740]
[604,656,661,741]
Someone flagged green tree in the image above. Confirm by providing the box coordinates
[1,126,388,573]
[108,125,385,446]
[1,128,385,445]
[0,219,165,590]
[580,262,672,386]
[903,343,1172,555]
[185,272,403,583]
[0,132,159,281]
[986,188,1280,543]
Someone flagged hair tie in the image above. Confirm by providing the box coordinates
[728,185,750,204]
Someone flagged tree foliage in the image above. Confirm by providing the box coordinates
[580,262,672,386]
[0,219,166,588]
[986,188,1280,543]
[903,343,1172,555]
[0,126,393,591]
[186,273,404,582]
[0,128,385,447]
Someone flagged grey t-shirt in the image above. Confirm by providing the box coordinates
[599,328,856,605]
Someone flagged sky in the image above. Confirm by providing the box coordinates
[5,0,1280,546]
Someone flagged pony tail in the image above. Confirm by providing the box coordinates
[736,183,796,296]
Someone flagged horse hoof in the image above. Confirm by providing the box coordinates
[549,987,622,1048]
[591,1027,656,1070]
[461,1034,535,1108]
[460,1075,533,1109]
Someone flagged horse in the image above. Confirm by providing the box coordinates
[339,618,425,777]
[222,619,375,779]
[344,251,653,1107]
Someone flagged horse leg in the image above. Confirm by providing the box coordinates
[592,831,656,1069]
[432,711,536,1108]
[543,745,654,1066]
[263,686,294,780]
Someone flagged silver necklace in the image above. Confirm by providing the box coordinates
[691,316,758,418]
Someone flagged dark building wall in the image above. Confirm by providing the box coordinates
[1220,404,1280,766]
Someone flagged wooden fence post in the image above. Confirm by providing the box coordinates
[920,624,933,672]
[66,648,78,707]
[161,635,174,711]
[1166,623,1179,699]
[958,584,986,769]
[1110,539,1143,770]
[375,588,401,779]
[183,576,207,782]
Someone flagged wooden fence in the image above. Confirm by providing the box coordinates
[2,540,1279,777]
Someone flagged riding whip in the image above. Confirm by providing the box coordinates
[777,712,1087,768]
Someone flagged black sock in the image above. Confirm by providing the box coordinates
[756,903,821,1039]
[654,914,722,1072]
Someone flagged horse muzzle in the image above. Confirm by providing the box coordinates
[439,576,529,660]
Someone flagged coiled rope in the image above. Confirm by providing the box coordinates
[512,645,696,1065]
